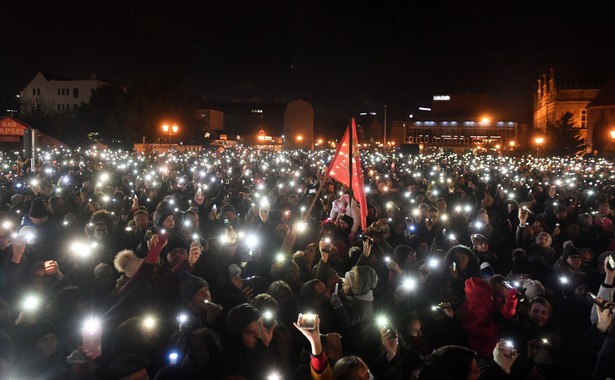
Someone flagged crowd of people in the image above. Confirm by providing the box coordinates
[0,147,612,379]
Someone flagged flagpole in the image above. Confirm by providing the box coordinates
[348,119,353,205]
[302,172,328,222]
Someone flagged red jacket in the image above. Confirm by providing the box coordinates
[460,277,517,358]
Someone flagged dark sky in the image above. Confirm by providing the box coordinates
[3,0,615,132]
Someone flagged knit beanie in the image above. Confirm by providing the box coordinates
[29,197,49,218]
[180,274,209,304]
[153,207,174,227]
[225,303,261,336]
[345,266,378,295]
[166,236,189,251]
[523,279,546,299]
[340,214,354,226]
[562,241,581,260]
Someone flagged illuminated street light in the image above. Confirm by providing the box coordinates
[162,124,179,145]
[534,137,545,157]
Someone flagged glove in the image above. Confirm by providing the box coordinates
[330,293,342,308]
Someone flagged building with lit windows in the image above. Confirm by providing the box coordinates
[533,68,600,151]
[392,118,518,153]
[390,94,519,153]
[19,72,121,114]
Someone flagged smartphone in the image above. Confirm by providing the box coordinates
[309,188,316,195]
[607,255,615,271]
[224,218,231,229]
[145,230,154,240]
[298,313,316,330]
[263,310,276,329]
[358,234,374,245]
[334,283,339,295]
[587,292,614,312]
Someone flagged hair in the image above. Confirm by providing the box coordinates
[251,293,279,313]
[420,345,477,380]
[332,355,369,380]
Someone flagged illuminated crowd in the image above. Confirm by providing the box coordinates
[0,146,612,379]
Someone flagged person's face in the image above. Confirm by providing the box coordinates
[315,281,331,304]
[474,240,489,252]
[536,234,552,248]
[581,216,592,227]
[162,215,175,229]
[407,319,422,337]
[339,220,350,230]
[492,283,509,310]
[566,254,582,269]
[167,247,188,266]
[30,216,46,225]
[352,364,371,380]
[242,321,259,349]
[529,302,549,327]
[417,243,429,256]
[599,204,609,216]
[304,247,316,263]
[436,200,447,212]
[581,251,593,266]
[191,285,212,304]
[454,252,469,271]
[483,196,494,207]
[134,214,149,230]
[427,211,439,224]
[93,223,108,241]
[555,210,567,220]
[34,333,58,361]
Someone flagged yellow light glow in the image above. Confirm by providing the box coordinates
[535,137,545,145]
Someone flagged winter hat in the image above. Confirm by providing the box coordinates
[225,303,261,335]
[228,264,242,279]
[166,235,189,251]
[471,234,488,244]
[94,263,113,280]
[153,207,174,227]
[29,197,49,218]
[340,214,354,226]
[218,203,236,216]
[180,274,209,304]
[345,266,378,295]
[562,241,582,260]
[522,279,546,299]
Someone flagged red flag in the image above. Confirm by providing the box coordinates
[326,119,368,230]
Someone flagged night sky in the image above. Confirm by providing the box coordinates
[3,0,615,133]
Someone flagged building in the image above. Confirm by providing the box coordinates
[0,116,66,148]
[196,98,314,149]
[392,118,518,153]
[533,68,600,150]
[19,72,121,115]
[586,70,615,154]
[390,94,518,153]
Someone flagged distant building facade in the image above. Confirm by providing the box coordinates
[197,99,314,149]
[533,68,600,148]
[393,118,518,153]
[19,72,120,115]
[586,71,615,154]
[391,94,518,153]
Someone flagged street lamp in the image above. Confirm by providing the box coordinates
[162,124,179,145]
[534,137,544,157]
